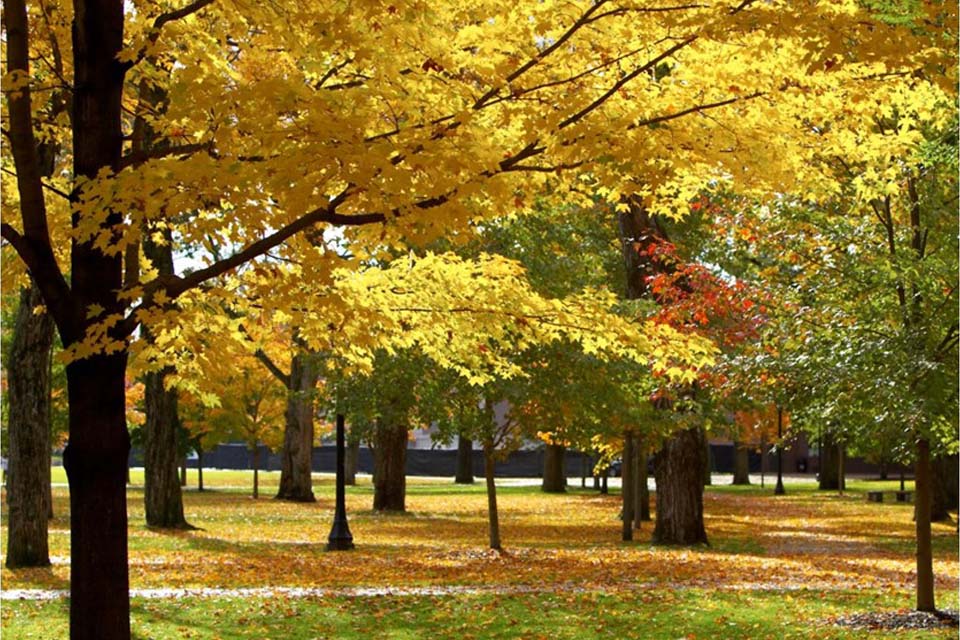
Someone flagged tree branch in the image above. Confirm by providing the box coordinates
[0,166,71,200]
[119,140,213,170]
[121,0,217,71]
[254,349,292,388]
[3,0,73,332]
[629,91,764,130]
[560,36,699,130]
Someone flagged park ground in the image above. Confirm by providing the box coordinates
[1,470,957,639]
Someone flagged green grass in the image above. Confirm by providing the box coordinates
[3,588,955,640]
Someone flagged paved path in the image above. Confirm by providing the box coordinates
[0,579,861,602]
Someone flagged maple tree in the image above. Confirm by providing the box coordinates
[706,34,958,613]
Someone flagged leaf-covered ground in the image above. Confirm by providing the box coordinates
[2,471,957,638]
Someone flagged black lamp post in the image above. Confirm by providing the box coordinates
[327,413,354,551]
[774,405,786,495]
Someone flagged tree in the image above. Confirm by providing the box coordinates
[206,359,286,499]
[253,342,321,503]
[708,52,958,609]
[5,283,55,567]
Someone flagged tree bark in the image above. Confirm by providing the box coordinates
[929,455,956,521]
[143,368,189,528]
[6,283,55,568]
[196,449,204,491]
[542,443,566,492]
[345,439,359,486]
[636,438,651,523]
[63,355,131,640]
[702,429,712,486]
[837,443,846,495]
[732,441,751,485]
[455,434,475,484]
[818,431,841,490]
[653,427,708,545]
[914,438,935,611]
[483,440,501,550]
[276,352,318,502]
[373,421,407,511]
[621,431,635,541]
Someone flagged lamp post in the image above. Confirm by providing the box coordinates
[327,413,354,551]
[774,405,785,495]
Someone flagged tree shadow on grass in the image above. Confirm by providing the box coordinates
[4,565,69,590]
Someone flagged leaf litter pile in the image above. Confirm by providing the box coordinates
[833,609,959,631]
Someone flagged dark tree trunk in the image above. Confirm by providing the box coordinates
[179,458,187,487]
[837,444,845,494]
[483,441,501,550]
[702,429,712,486]
[276,352,318,502]
[143,368,189,528]
[373,421,407,511]
[581,452,588,489]
[818,431,841,490]
[345,439,359,486]
[879,456,889,480]
[601,473,608,494]
[732,441,751,485]
[196,449,204,491]
[542,443,566,492]
[653,427,708,545]
[455,434,475,484]
[621,431,635,541]
[251,446,260,499]
[915,438,935,611]
[636,437,651,523]
[63,355,131,640]
[930,455,954,522]
[6,283,55,568]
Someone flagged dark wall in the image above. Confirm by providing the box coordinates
[139,444,554,478]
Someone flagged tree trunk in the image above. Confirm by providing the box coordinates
[653,427,708,545]
[837,444,846,495]
[455,434,475,484]
[63,355,131,640]
[197,449,204,491]
[621,431,635,541]
[483,441,501,550]
[601,473,608,494]
[6,283,54,568]
[373,421,407,511]
[914,438,935,611]
[930,455,954,522]
[345,439,359,486]
[276,352,318,502]
[542,443,566,492]
[732,441,751,485]
[636,438,651,523]
[252,446,260,499]
[818,431,841,490]
[179,458,187,487]
[702,430,712,486]
[143,369,189,527]
[581,451,588,489]
[760,433,767,489]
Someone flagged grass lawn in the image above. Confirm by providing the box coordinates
[2,470,957,638]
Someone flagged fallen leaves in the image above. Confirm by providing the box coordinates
[1,478,956,601]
